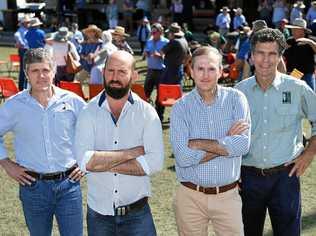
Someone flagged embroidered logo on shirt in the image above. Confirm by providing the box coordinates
[282,91,291,104]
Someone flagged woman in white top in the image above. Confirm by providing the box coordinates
[46,27,80,85]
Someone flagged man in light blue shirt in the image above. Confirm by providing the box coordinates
[14,15,30,91]
[233,8,247,30]
[235,28,316,236]
[216,6,231,35]
[170,46,250,235]
[0,48,86,236]
[143,23,169,100]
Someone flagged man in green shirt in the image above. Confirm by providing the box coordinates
[236,28,316,236]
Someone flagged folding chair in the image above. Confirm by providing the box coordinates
[157,84,182,107]
[131,84,149,102]
[9,54,20,77]
[0,77,19,103]
[59,81,88,100]
[89,84,104,100]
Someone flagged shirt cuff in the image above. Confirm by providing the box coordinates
[217,137,232,156]
[80,151,95,172]
[136,155,150,175]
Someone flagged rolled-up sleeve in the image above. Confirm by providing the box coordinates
[301,83,316,137]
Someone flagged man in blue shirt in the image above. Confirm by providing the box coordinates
[14,15,30,90]
[216,6,231,36]
[0,48,86,236]
[25,17,46,49]
[170,46,251,235]
[236,28,316,236]
[143,23,168,102]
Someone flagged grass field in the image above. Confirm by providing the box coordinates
[0,46,316,236]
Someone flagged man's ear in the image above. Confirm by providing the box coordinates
[132,70,139,83]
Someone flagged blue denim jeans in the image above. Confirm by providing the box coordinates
[87,203,156,236]
[240,166,301,236]
[18,48,27,91]
[19,178,83,236]
[302,73,315,91]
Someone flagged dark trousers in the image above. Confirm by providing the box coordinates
[240,166,301,236]
[18,48,27,91]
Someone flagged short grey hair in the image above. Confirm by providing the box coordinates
[191,46,223,69]
[24,48,56,73]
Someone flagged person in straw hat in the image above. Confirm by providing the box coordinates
[25,17,45,49]
[14,14,31,90]
[306,1,316,26]
[111,26,134,54]
[79,24,103,75]
[157,22,190,121]
[284,18,316,90]
[216,6,231,35]
[233,7,247,30]
[290,1,305,24]
[46,27,80,85]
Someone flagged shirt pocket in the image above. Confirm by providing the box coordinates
[274,105,298,130]
[53,110,75,140]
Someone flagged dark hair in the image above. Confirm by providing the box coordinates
[24,48,56,73]
[191,46,223,69]
[250,28,287,55]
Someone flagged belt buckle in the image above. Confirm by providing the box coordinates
[116,207,127,216]
[261,168,266,176]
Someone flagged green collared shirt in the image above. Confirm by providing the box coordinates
[235,73,316,168]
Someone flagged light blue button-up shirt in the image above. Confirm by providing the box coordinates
[0,87,86,173]
[216,13,231,30]
[235,73,316,169]
[145,36,169,70]
[233,15,247,30]
[170,86,251,187]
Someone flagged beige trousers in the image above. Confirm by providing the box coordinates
[174,184,244,236]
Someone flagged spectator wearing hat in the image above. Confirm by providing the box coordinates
[25,17,46,49]
[306,1,316,27]
[14,15,30,91]
[158,22,190,121]
[143,23,169,102]
[70,23,84,53]
[90,30,118,84]
[111,26,134,55]
[284,18,316,90]
[216,6,231,36]
[272,0,289,28]
[106,0,119,29]
[290,1,305,24]
[46,27,80,85]
[233,8,247,31]
[136,17,151,55]
[279,18,291,39]
[78,24,103,82]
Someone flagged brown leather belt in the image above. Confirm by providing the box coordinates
[241,163,294,176]
[181,181,238,194]
[115,197,148,216]
[25,165,77,180]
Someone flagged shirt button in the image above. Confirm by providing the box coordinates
[264,106,267,110]
[115,190,118,193]
[264,120,267,123]
[263,133,267,136]
[263,146,266,149]
[264,94,267,97]
[114,173,117,176]
[263,158,267,162]
[114,141,117,144]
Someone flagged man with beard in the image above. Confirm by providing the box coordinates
[75,50,164,236]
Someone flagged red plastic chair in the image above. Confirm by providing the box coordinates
[0,77,19,102]
[89,84,104,99]
[9,54,20,75]
[131,84,149,102]
[59,81,87,100]
[157,84,182,107]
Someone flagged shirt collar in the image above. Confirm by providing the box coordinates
[193,85,221,104]
[98,90,135,107]
[252,72,282,91]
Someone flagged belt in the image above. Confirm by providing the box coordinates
[181,181,238,195]
[114,197,148,216]
[25,165,77,180]
[241,163,294,176]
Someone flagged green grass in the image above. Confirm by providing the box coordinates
[0,46,316,235]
